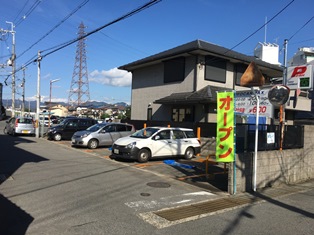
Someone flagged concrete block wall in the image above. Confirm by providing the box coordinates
[228,125,314,193]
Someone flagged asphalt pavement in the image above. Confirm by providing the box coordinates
[1,119,314,235]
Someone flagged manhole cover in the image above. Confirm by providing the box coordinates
[147,182,171,188]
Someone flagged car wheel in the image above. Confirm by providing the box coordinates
[3,127,7,134]
[137,149,150,163]
[88,139,99,149]
[184,147,195,160]
[53,133,62,141]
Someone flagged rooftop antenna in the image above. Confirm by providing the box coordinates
[264,16,267,43]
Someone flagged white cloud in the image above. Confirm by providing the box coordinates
[89,67,132,87]
[42,73,52,80]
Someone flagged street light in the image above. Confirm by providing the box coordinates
[48,79,60,127]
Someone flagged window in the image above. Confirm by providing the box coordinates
[105,125,116,133]
[163,57,185,83]
[234,63,247,86]
[79,120,90,127]
[116,125,126,132]
[172,107,194,122]
[158,130,171,140]
[205,55,227,83]
[184,130,196,138]
[18,118,33,124]
[173,130,185,139]
[147,107,152,121]
[66,120,78,128]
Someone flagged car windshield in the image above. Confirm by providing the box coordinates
[86,123,107,132]
[18,118,33,124]
[130,127,159,139]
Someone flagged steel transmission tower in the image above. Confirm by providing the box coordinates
[68,22,90,107]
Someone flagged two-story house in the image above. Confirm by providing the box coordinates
[119,39,311,123]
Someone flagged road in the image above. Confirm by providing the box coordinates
[0,119,313,235]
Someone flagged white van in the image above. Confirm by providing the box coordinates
[111,127,201,162]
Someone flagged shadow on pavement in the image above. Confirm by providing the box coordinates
[0,123,48,234]
[0,194,34,235]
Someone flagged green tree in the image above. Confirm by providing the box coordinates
[101,113,110,120]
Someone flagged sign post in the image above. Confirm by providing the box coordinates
[216,91,236,194]
[216,92,235,162]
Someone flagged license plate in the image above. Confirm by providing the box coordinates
[114,149,119,154]
[22,130,30,134]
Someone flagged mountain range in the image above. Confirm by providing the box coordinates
[1,99,129,112]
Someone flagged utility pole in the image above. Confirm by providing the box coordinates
[280,39,288,150]
[7,22,16,117]
[0,22,16,117]
[36,51,42,138]
[21,67,26,116]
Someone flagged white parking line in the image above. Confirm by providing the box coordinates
[125,191,215,211]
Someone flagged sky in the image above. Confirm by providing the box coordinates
[0,0,313,106]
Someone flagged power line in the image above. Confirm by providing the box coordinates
[15,0,43,27]
[7,0,162,81]
[228,0,295,52]
[288,16,314,41]
[13,0,31,23]
[39,0,162,59]
[17,0,90,59]
[204,0,295,65]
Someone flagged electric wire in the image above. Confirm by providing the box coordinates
[288,16,314,41]
[17,0,90,59]
[13,0,31,24]
[15,0,43,27]
[40,0,161,59]
[99,31,149,56]
[4,0,162,84]
[226,0,295,54]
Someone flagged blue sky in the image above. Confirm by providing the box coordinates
[0,0,313,105]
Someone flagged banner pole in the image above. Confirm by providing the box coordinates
[233,90,237,195]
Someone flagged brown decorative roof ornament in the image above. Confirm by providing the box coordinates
[240,61,265,87]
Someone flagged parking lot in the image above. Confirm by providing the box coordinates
[49,138,229,193]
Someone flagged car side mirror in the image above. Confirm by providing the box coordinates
[154,135,160,140]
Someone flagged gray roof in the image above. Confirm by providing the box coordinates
[119,39,283,72]
[154,85,232,104]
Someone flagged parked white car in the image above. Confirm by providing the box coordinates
[39,117,53,127]
[111,127,201,162]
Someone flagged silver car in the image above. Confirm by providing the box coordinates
[4,117,35,136]
[71,123,135,149]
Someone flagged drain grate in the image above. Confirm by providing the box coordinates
[155,197,250,221]
[154,185,311,222]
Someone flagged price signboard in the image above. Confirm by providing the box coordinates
[235,89,273,118]
[287,65,313,90]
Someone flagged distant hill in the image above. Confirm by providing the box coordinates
[1,99,129,112]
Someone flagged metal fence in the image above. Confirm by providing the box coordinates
[123,119,304,152]
[236,124,304,152]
